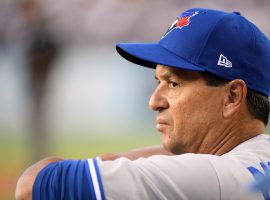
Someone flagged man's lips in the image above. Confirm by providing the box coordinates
[156,118,169,132]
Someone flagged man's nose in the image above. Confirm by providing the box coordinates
[149,87,169,111]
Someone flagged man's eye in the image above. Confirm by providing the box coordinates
[169,81,179,88]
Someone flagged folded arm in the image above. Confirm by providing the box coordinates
[15,145,173,200]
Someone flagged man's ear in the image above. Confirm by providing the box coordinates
[223,79,247,118]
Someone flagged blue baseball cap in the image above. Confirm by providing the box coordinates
[116,8,270,96]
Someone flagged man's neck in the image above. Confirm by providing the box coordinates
[198,118,265,156]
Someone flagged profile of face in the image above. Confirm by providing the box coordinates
[149,65,225,154]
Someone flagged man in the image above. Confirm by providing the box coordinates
[16,8,270,200]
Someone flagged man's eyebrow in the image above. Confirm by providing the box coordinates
[155,71,175,80]
[157,68,203,82]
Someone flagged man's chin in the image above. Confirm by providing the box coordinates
[162,140,185,155]
[161,140,173,154]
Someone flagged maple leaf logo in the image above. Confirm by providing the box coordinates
[176,16,190,28]
[162,11,199,39]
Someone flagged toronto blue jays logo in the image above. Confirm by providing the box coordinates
[162,11,199,38]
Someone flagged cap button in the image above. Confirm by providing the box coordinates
[232,11,241,15]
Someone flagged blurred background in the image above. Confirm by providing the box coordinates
[0,0,269,199]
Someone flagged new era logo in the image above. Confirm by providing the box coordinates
[218,54,232,68]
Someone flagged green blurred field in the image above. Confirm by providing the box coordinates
[0,132,161,200]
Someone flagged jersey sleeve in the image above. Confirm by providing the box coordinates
[33,158,105,200]
[98,154,221,200]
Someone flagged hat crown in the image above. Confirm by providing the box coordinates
[159,8,270,96]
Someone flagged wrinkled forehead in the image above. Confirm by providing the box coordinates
[155,65,203,82]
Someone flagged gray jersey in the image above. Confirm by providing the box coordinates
[93,134,270,199]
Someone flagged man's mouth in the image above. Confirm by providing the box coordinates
[156,118,169,132]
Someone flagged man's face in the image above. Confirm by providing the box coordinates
[149,65,225,154]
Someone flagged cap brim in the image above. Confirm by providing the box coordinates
[116,43,205,71]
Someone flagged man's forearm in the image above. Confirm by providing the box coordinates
[101,145,173,161]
